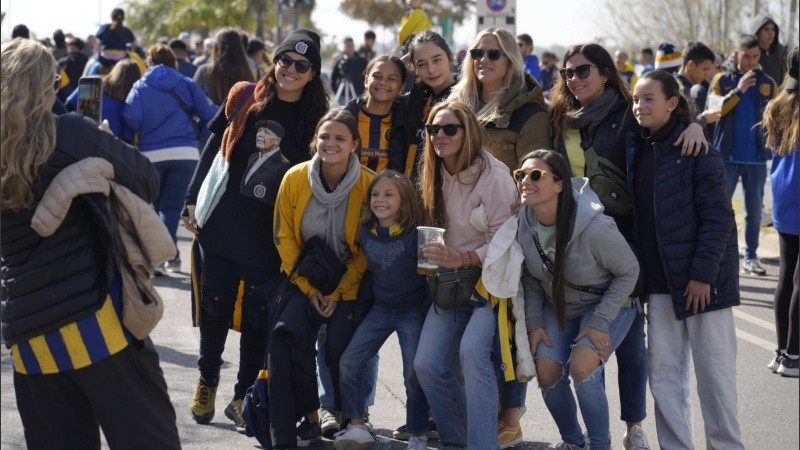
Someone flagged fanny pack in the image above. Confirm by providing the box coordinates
[584,146,632,218]
[427,267,482,310]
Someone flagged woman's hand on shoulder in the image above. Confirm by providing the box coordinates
[675,122,709,157]
[528,328,551,358]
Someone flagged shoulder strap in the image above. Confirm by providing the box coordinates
[167,90,194,122]
[227,82,257,121]
[531,232,608,296]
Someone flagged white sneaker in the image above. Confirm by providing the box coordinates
[768,350,783,372]
[623,425,651,450]
[333,424,374,450]
[407,435,428,450]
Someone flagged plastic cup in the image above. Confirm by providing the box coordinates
[707,94,723,113]
[417,226,445,275]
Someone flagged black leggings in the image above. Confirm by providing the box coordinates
[774,232,799,355]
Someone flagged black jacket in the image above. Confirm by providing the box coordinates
[627,122,740,320]
[1,113,159,346]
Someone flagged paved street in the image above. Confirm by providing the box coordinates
[2,192,798,449]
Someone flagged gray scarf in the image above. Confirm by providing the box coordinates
[566,88,620,136]
[305,153,361,259]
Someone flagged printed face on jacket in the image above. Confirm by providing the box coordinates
[256,127,280,152]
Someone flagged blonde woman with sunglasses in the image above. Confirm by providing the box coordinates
[516,150,639,450]
[448,27,551,173]
[548,43,710,450]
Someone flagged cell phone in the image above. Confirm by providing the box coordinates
[77,76,103,124]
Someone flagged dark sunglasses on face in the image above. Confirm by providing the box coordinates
[469,48,503,61]
[425,123,463,136]
[276,54,313,73]
[559,64,598,81]
[513,168,559,182]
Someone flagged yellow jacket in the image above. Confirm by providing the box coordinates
[397,8,432,46]
[273,162,374,300]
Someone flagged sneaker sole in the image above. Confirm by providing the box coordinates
[499,435,523,449]
[778,366,800,377]
[191,409,215,424]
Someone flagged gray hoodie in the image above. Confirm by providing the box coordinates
[520,177,639,333]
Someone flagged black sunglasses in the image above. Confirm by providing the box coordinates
[425,123,463,137]
[469,48,504,61]
[512,168,559,182]
[276,54,313,74]
[559,64,598,80]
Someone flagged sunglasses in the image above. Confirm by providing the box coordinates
[559,64,598,81]
[512,168,559,182]
[469,48,503,61]
[276,54,313,74]
[425,123,463,136]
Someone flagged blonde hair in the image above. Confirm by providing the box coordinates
[1,38,58,211]
[418,100,486,227]
[761,86,799,157]
[448,27,526,127]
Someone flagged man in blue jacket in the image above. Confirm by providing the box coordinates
[710,34,777,275]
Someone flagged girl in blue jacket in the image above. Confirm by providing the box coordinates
[629,70,743,450]
[762,45,799,377]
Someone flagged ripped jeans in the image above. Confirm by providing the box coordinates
[534,304,636,450]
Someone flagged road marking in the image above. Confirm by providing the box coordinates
[733,308,775,332]
[736,328,775,351]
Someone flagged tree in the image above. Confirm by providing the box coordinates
[600,0,798,55]
[124,0,318,44]
[339,0,475,28]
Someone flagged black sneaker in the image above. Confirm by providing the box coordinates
[394,420,439,441]
[778,355,800,377]
[296,420,322,447]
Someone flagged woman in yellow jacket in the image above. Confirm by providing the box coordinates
[271,108,374,447]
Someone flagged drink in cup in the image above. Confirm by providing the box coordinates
[417,226,445,275]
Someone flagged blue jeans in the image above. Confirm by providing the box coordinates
[460,303,503,450]
[154,159,197,256]
[340,304,428,433]
[317,325,377,409]
[725,162,767,260]
[613,307,647,422]
[535,305,636,450]
[414,306,470,448]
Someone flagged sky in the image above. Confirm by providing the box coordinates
[1,0,602,50]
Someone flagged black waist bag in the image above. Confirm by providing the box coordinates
[427,267,481,310]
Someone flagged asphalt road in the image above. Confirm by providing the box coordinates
[2,199,798,450]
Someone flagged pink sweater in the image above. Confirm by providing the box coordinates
[440,151,517,262]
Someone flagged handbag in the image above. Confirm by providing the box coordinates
[427,267,482,310]
[297,235,347,296]
[583,145,633,218]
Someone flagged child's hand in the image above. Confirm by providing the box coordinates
[683,279,710,314]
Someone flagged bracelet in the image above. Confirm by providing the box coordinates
[458,252,465,268]
[465,251,473,267]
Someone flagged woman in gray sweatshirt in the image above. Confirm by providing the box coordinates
[517,149,639,450]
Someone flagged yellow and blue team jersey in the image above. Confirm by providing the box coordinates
[358,109,393,173]
[10,274,132,375]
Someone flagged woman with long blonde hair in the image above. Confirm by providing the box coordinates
[448,27,551,172]
[762,45,799,377]
[414,100,518,449]
[1,38,180,449]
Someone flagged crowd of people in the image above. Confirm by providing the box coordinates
[2,2,798,450]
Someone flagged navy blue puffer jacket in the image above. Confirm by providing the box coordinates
[626,122,740,320]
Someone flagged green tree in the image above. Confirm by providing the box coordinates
[339,0,475,28]
[124,0,317,44]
